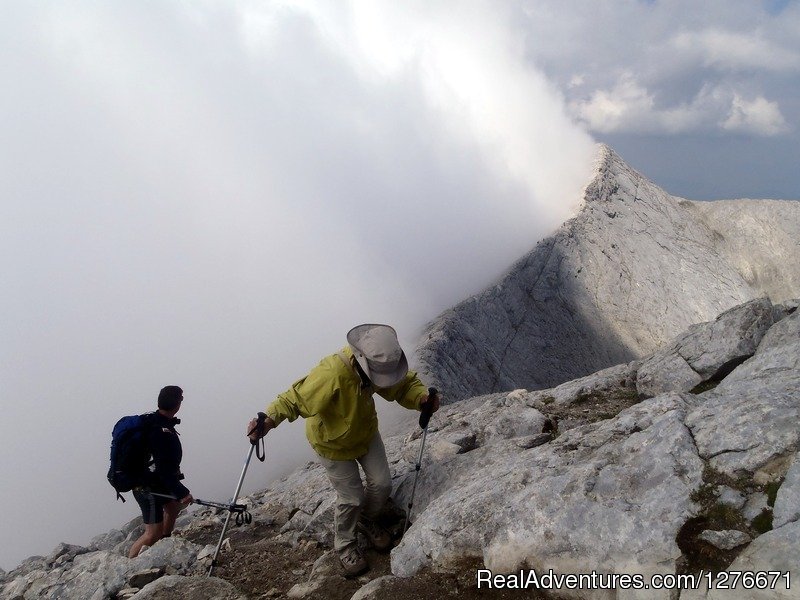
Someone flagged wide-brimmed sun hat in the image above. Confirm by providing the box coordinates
[346,324,409,388]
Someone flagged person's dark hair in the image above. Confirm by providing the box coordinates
[158,385,183,411]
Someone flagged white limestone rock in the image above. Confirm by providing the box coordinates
[672,297,774,378]
[773,454,800,529]
[128,567,164,589]
[743,493,771,523]
[698,529,751,550]
[0,537,201,600]
[5,301,790,600]
[707,521,799,600]
[418,146,800,402]
[350,575,400,600]
[538,362,639,407]
[686,311,800,478]
[89,529,126,552]
[429,440,462,461]
[390,393,704,600]
[637,351,702,397]
[46,543,90,568]
[637,298,774,397]
[286,579,325,598]
[309,550,340,580]
[686,199,800,304]
[716,486,746,510]
[132,575,247,599]
[196,544,216,562]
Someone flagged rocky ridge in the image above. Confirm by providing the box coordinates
[3,296,797,599]
[417,145,800,402]
[3,147,799,600]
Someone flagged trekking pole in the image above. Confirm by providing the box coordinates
[208,412,267,577]
[194,499,253,526]
[147,492,178,500]
[403,387,437,536]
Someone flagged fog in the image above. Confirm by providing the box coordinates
[0,1,595,570]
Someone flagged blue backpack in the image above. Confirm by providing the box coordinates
[107,413,157,502]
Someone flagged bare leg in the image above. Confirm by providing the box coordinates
[129,523,163,558]
[162,500,180,537]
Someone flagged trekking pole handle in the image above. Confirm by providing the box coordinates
[419,387,437,429]
[246,412,268,462]
[247,412,267,442]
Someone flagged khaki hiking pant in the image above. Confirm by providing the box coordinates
[317,431,391,551]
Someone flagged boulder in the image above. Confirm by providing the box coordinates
[707,521,799,600]
[637,351,702,397]
[716,486,746,510]
[89,529,126,552]
[637,297,774,397]
[117,587,139,599]
[0,537,201,600]
[259,462,336,546]
[351,575,399,600]
[286,579,325,598]
[539,362,639,407]
[697,529,751,550]
[773,454,800,529]
[686,311,800,478]
[129,567,164,589]
[429,440,462,461]
[46,543,90,567]
[309,550,341,580]
[131,575,246,599]
[743,493,770,523]
[391,393,704,600]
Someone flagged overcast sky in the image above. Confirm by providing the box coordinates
[1,1,798,571]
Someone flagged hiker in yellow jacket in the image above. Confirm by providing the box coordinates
[247,324,440,575]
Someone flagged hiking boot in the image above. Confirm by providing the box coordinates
[338,544,368,576]
[357,517,392,552]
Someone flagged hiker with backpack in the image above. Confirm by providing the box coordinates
[123,386,193,558]
[247,324,440,575]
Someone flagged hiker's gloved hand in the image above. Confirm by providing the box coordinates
[179,493,194,506]
[420,392,440,414]
[247,416,275,442]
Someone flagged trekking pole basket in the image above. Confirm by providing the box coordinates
[194,499,253,526]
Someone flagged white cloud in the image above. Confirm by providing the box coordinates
[569,72,709,134]
[568,74,585,88]
[672,28,800,73]
[722,94,790,135]
[569,73,656,133]
[571,73,789,137]
[515,1,799,141]
[0,0,597,570]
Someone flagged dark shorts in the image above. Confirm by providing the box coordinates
[132,489,166,524]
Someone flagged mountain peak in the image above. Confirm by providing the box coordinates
[417,146,800,401]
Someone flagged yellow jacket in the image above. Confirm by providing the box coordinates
[266,346,428,460]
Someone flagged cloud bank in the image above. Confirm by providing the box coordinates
[0,1,595,569]
[515,0,799,139]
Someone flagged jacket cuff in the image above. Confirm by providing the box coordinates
[266,407,284,426]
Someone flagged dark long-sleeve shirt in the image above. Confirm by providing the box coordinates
[146,412,190,499]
